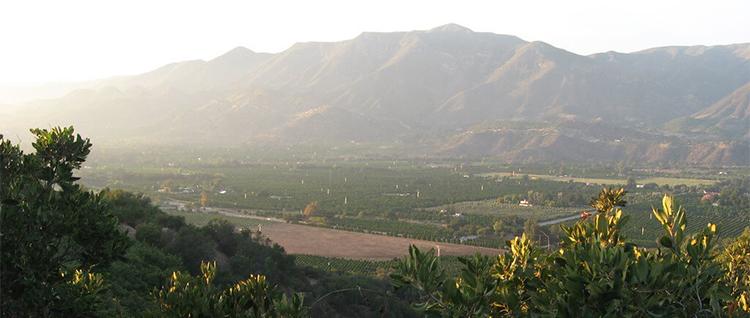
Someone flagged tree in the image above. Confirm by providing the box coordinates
[523,217,538,240]
[135,222,163,246]
[521,174,530,184]
[203,219,239,256]
[101,189,155,227]
[493,220,505,236]
[105,241,184,316]
[626,176,637,189]
[303,201,319,218]
[167,226,217,274]
[200,191,209,209]
[0,127,130,316]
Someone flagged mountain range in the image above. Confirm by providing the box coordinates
[1,24,748,165]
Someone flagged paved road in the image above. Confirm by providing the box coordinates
[210,207,286,223]
[538,211,596,226]
[160,199,286,223]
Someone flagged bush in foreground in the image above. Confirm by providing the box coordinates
[391,188,750,317]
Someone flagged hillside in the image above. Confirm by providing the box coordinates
[1,24,748,164]
[667,82,750,139]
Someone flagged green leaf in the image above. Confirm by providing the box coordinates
[659,236,673,249]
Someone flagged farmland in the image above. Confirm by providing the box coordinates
[620,196,750,246]
[539,192,750,247]
[425,200,582,220]
[260,222,499,260]
[81,157,747,258]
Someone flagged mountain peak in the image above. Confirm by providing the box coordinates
[429,23,473,33]
[212,46,255,61]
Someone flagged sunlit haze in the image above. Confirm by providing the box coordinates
[1,0,748,85]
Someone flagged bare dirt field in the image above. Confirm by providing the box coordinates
[259,223,502,260]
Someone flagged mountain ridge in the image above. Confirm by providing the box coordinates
[2,24,748,165]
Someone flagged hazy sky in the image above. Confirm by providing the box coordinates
[1,0,748,85]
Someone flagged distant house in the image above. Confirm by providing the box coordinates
[519,200,532,207]
[459,235,479,243]
[453,212,463,217]
[636,184,645,188]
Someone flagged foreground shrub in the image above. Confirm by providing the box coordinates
[154,261,306,317]
[392,188,748,317]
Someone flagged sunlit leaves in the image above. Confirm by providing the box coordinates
[652,194,687,252]
[154,261,306,317]
[391,188,743,317]
[589,187,627,214]
[720,228,750,314]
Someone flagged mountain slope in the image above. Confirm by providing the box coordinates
[439,124,748,165]
[97,47,273,92]
[2,24,748,164]
[667,82,750,139]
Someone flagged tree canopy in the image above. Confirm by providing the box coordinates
[1,127,130,316]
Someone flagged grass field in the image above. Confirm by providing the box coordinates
[476,172,717,186]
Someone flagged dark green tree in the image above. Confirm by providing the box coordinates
[523,217,538,240]
[105,241,184,316]
[0,127,130,316]
[626,176,637,189]
[135,222,163,246]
